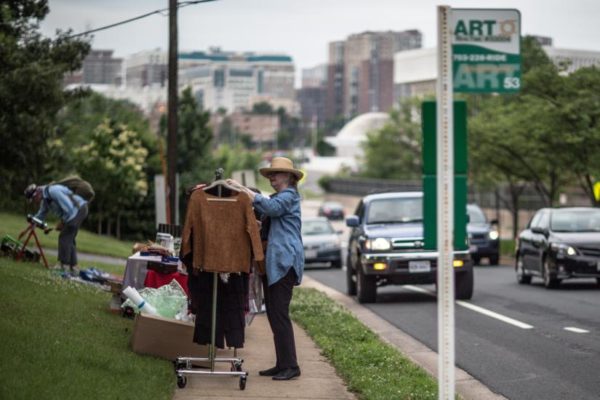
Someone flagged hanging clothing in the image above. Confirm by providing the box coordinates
[180,189,264,274]
[189,270,248,349]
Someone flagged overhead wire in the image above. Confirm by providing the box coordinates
[66,0,218,39]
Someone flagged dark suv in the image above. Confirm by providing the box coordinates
[345,192,474,303]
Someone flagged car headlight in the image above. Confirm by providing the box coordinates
[550,242,577,256]
[365,238,391,251]
[488,230,499,240]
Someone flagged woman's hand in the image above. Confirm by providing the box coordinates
[226,179,257,200]
[226,178,243,189]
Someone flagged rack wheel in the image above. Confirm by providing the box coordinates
[231,362,243,372]
[174,360,187,371]
[177,375,187,389]
[239,376,247,390]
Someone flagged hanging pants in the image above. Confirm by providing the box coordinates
[262,268,298,370]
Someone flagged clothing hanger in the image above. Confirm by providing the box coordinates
[202,179,241,192]
[203,175,241,201]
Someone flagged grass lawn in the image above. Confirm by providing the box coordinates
[0,212,133,259]
[291,288,439,400]
[0,257,174,400]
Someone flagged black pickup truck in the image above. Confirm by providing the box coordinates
[346,191,474,303]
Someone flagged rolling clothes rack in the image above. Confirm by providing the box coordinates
[175,168,249,390]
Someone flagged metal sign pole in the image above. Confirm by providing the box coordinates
[436,5,455,400]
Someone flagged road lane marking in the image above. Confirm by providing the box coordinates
[564,327,589,333]
[456,301,534,329]
[404,285,534,330]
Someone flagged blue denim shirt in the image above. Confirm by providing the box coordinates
[34,184,87,223]
[253,188,304,286]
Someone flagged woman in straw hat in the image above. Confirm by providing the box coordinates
[227,157,304,381]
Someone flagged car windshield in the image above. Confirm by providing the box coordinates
[467,205,487,224]
[322,202,342,210]
[550,209,600,232]
[367,197,422,224]
[302,220,335,235]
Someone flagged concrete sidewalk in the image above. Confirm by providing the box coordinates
[172,312,357,400]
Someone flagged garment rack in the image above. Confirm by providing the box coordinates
[175,168,249,390]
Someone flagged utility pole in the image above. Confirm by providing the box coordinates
[167,0,178,224]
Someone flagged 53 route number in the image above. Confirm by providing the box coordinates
[503,77,520,89]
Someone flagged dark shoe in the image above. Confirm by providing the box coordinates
[272,367,301,381]
[259,366,281,376]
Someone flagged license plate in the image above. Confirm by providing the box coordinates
[305,250,317,259]
[469,245,478,252]
[409,260,431,273]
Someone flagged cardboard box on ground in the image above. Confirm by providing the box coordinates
[131,313,211,367]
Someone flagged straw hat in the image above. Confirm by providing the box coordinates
[259,157,304,180]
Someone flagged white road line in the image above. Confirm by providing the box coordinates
[564,327,589,333]
[404,285,535,330]
[456,301,534,329]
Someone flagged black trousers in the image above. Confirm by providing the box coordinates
[262,268,298,370]
[58,204,88,266]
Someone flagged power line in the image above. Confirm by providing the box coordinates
[67,0,218,39]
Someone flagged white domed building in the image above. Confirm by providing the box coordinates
[301,112,390,191]
[325,112,390,161]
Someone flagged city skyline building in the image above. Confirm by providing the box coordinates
[125,48,167,88]
[178,48,295,113]
[64,49,123,86]
[324,29,422,121]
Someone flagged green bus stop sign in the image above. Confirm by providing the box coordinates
[452,9,521,93]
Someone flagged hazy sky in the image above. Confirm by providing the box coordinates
[40,0,600,86]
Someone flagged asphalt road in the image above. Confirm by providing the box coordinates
[302,200,600,400]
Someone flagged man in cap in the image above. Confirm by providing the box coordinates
[24,183,89,274]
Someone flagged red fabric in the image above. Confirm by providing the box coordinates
[144,270,189,296]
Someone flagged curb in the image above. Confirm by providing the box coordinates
[301,276,507,400]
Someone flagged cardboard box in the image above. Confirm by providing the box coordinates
[131,313,210,367]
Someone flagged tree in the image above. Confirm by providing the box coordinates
[252,101,274,114]
[54,93,160,239]
[555,66,600,206]
[361,98,423,180]
[74,120,149,238]
[213,145,261,182]
[0,0,90,209]
[164,87,214,217]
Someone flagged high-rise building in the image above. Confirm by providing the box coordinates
[178,48,295,113]
[65,49,123,86]
[326,30,422,120]
[297,64,328,130]
[301,64,327,88]
[326,41,345,122]
[125,49,167,88]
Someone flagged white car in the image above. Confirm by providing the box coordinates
[302,217,342,268]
